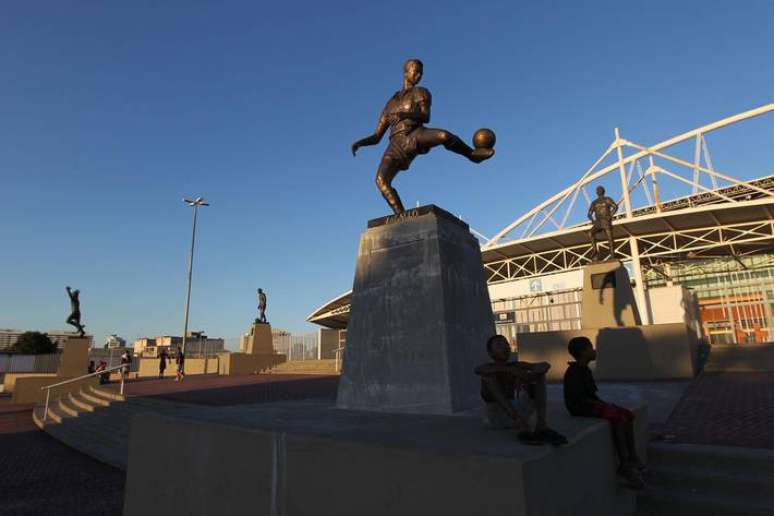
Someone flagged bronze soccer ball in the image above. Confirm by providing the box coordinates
[473,128,496,149]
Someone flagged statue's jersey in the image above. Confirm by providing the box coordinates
[381,86,432,138]
[590,197,617,227]
[379,86,432,170]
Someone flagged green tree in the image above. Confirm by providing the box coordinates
[11,332,57,354]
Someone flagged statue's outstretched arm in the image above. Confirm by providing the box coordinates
[352,110,389,156]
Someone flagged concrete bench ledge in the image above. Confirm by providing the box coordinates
[124,400,647,516]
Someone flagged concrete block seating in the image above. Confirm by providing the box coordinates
[124,400,648,516]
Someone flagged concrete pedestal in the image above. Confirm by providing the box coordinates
[56,336,91,377]
[123,400,646,516]
[518,262,697,380]
[239,322,273,355]
[337,205,494,415]
[518,323,698,381]
[581,260,641,328]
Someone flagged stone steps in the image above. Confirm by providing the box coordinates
[33,387,189,471]
[57,396,81,417]
[78,388,112,407]
[638,443,774,515]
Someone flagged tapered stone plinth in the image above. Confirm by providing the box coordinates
[57,336,91,377]
[336,205,494,415]
[581,260,641,328]
[239,322,273,355]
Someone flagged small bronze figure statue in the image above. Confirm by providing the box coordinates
[65,286,85,337]
[352,59,496,215]
[256,288,268,324]
[588,186,619,260]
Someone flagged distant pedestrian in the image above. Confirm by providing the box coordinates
[120,350,132,381]
[88,360,95,375]
[159,349,168,379]
[97,360,109,384]
[176,346,185,382]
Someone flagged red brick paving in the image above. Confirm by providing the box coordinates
[0,395,125,516]
[0,402,37,434]
[662,372,774,449]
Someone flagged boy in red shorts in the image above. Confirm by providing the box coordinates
[563,336,646,489]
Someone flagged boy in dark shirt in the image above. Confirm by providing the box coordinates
[475,335,567,446]
[563,336,646,489]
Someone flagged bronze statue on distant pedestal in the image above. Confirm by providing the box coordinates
[65,286,85,337]
[352,59,496,215]
[588,186,619,260]
[256,288,268,324]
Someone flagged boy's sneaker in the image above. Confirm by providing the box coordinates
[517,431,545,446]
[534,428,568,446]
[617,465,646,491]
[629,458,649,475]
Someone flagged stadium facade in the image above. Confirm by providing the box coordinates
[308,104,774,350]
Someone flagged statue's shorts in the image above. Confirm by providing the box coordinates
[383,129,431,171]
[590,220,612,234]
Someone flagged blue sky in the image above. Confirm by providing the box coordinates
[1,1,772,347]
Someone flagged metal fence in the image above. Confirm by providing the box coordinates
[0,353,60,374]
[273,333,319,361]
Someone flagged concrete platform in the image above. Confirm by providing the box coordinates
[124,400,647,516]
[518,324,697,381]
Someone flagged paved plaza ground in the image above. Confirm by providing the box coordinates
[1,370,772,515]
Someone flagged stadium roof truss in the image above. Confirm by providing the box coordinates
[481,103,774,284]
[309,104,774,328]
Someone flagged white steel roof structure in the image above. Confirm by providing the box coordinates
[309,104,774,328]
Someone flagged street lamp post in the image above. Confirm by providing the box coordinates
[181,197,209,354]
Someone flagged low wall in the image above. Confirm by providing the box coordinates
[3,373,55,394]
[218,353,286,376]
[519,323,697,381]
[124,401,646,516]
[11,375,99,404]
[136,357,220,378]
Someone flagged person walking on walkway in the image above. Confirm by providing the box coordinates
[176,346,185,382]
[159,349,168,379]
[120,350,132,382]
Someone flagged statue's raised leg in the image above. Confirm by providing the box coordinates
[416,128,494,163]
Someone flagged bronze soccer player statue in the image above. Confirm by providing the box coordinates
[588,186,619,260]
[256,288,268,324]
[65,286,86,337]
[352,58,496,215]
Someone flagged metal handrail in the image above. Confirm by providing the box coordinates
[40,363,128,422]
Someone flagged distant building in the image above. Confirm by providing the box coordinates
[104,334,126,348]
[133,332,224,357]
[0,329,92,351]
[133,337,159,355]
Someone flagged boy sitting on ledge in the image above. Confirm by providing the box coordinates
[563,336,646,489]
[475,335,567,446]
